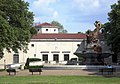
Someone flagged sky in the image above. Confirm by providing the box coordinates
[25,0,118,33]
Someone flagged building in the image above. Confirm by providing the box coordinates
[0,22,86,69]
[35,22,59,33]
[29,33,86,64]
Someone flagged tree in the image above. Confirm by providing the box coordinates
[85,29,93,34]
[103,0,120,62]
[0,0,37,58]
[61,29,68,33]
[51,21,63,28]
[51,21,68,33]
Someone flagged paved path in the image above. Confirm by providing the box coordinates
[0,66,120,76]
[0,69,119,76]
[0,69,97,76]
[1,65,120,76]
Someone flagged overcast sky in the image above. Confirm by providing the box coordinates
[25,0,118,33]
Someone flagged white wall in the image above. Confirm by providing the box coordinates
[0,39,82,69]
[26,41,81,62]
[41,27,58,33]
[0,49,25,69]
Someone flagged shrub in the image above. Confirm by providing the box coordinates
[25,58,41,69]
[29,58,41,62]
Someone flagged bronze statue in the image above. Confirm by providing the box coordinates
[93,21,102,41]
[86,21,102,53]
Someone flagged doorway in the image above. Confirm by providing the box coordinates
[42,54,48,63]
[13,54,19,64]
[53,54,59,63]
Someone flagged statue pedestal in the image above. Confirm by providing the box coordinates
[84,57,103,65]
[83,53,104,65]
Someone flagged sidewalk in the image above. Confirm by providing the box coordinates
[0,69,119,76]
[0,69,96,76]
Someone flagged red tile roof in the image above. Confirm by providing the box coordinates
[32,33,86,39]
[35,22,58,28]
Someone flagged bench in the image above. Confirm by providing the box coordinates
[99,68,116,75]
[6,68,16,75]
[29,68,42,75]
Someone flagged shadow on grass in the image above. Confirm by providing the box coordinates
[83,69,120,78]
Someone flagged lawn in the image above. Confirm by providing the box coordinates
[0,76,120,84]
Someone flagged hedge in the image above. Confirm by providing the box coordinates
[28,65,43,69]
[25,58,41,69]
[29,58,41,62]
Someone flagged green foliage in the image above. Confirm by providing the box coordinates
[51,20,68,33]
[85,29,93,34]
[51,20,63,28]
[103,0,120,54]
[61,29,68,33]
[0,0,37,58]
[29,58,41,62]
[25,58,41,69]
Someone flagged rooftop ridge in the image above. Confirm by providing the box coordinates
[35,22,58,28]
[32,33,87,39]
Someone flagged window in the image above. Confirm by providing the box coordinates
[31,44,34,47]
[64,54,69,61]
[46,29,48,31]
[54,29,56,31]
[53,54,59,63]
[13,54,19,63]
[34,54,36,57]
[42,54,48,63]
[77,44,80,47]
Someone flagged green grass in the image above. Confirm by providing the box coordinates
[0,76,120,84]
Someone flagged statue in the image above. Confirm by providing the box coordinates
[74,21,112,65]
[93,21,102,41]
[87,21,102,53]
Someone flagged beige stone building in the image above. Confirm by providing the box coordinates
[0,22,86,69]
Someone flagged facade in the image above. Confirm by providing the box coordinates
[28,33,86,64]
[35,22,59,33]
[0,22,86,69]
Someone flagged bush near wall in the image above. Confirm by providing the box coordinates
[24,65,43,69]
[28,65,43,69]
[29,58,41,62]
[25,58,42,69]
